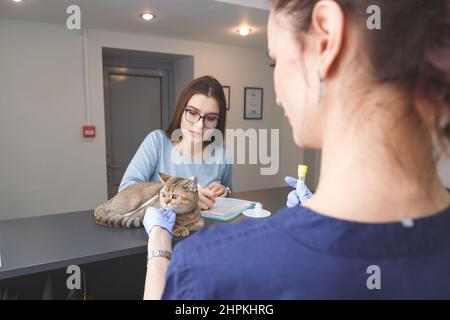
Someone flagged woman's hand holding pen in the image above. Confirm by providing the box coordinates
[198,182,229,210]
[198,188,216,210]
[207,181,229,197]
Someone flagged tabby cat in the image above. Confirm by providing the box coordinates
[94,173,204,237]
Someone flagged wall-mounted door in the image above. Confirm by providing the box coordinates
[104,67,169,198]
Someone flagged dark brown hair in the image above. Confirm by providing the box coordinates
[166,75,227,145]
[272,0,450,149]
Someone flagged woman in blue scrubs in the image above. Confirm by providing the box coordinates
[144,0,450,299]
[120,75,232,210]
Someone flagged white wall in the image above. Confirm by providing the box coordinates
[0,19,106,221]
[0,18,301,220]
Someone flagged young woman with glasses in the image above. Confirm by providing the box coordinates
[119,75,231,210]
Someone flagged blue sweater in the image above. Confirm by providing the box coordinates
[162,204,450,299]
[119,130,232,191]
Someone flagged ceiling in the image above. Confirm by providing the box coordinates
[0,0,271,49]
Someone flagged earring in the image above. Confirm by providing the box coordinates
[317,70,324,106]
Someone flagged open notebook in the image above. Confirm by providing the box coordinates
[200,197,256,221]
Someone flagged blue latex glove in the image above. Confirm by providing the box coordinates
[285,176,313,208]
[143,207,176,237]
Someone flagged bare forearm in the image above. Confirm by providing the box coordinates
[143,227,172,300]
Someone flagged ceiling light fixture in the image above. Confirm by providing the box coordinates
[237,26,252,36]
[13,0,23,3]
[140,12,155,21]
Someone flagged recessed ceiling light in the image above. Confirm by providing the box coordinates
[237,26,252,36]
[140,12,155,21]
[13,0,23,3]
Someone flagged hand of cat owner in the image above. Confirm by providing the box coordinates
[143,207,176,237]
[198,188,216,210]
[207,181,229,197]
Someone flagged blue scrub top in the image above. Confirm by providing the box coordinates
[162,204,450,299]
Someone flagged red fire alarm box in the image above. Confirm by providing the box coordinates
[83,125,96,138]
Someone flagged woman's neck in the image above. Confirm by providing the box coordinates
[175,138,204,161]
[304,91,450,223]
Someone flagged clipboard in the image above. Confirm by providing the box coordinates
[200,197,256,221]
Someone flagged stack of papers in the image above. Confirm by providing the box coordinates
[201,197,256,221]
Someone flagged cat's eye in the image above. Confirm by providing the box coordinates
[172,194,179,200]
[161,193,166,198]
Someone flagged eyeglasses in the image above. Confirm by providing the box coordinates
[184,108,220,129]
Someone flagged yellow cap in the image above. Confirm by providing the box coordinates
[298,165,308,179]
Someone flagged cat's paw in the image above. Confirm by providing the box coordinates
[173,226,190,237]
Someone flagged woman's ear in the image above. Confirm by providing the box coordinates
[311,0,345,79]
[159,172,172,183]
[183,177,198,192]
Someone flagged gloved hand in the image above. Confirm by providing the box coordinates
[143,207,176,237]
[285,176,313,208]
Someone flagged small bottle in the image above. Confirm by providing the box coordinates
[298,165,308,182]
[297,165,313,203]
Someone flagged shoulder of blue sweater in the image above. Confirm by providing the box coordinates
[150,129,165,138]
[145,129,167,143]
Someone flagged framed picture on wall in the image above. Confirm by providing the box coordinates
[244,87,263,119]
[222,86,230,110]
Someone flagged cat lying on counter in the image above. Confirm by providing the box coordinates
[94,173,204,237]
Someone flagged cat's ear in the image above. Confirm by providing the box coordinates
[159,172,172,183]
[184,177,198,192]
